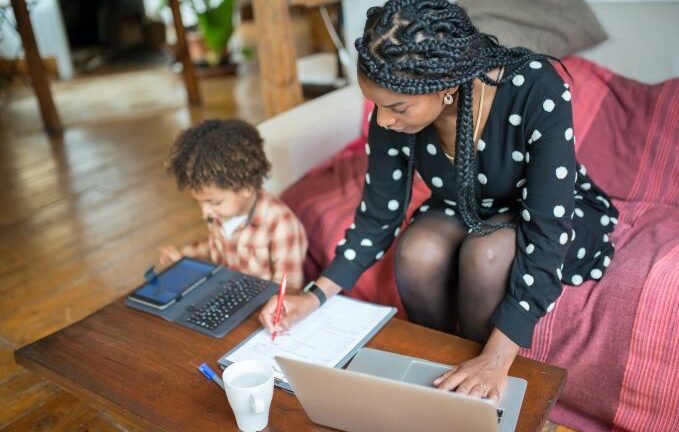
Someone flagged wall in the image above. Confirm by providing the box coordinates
[0,0,73,79]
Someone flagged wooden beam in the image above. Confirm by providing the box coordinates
[253,0,304,117]
[10,0,62,135]
[168,0,202,106]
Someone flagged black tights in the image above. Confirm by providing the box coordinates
[394,212,516,343]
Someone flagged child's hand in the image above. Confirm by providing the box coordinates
[159,245,182,265]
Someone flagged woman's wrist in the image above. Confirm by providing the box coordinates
[300,277,342,308]
[314,276,342,299]
[480,328,520,371]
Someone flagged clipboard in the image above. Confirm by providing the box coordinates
[216,295,397,393]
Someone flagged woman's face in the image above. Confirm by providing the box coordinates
[358,74,455,134]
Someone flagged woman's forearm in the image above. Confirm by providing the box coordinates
[481,328,520,371]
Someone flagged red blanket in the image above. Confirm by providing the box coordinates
[281,57,679,431]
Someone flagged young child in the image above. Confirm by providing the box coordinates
[159,119,308,291]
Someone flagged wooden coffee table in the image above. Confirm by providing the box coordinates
[15,299,565,431]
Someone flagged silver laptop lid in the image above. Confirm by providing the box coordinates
[346,348,527,432]
[277,355,499,432]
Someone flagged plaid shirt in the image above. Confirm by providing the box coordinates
[191,191,308,290]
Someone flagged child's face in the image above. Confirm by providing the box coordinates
[190,185,255,222]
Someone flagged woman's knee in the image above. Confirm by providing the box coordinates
[395,236,446,277]
[395,216,465,275]
[459,230,516,275]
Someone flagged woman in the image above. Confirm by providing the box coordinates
[260,0,618,403]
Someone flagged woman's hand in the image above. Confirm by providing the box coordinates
[258,276,343,335]
[433,329,519,404]
[258,293,319,335]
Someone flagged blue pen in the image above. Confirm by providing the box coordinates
[198,363,225,390]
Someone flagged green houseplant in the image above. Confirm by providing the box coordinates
[192,0,236,66]
[160,0,237,67]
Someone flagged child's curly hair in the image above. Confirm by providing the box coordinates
[168,119,271,191]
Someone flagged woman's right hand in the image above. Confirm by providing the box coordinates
[258,293,319,335]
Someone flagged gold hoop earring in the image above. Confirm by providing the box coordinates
[443,92,456,105]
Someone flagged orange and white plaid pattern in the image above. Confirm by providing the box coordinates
[191,191,308,290]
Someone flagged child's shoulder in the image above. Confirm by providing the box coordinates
[254,191,302,227]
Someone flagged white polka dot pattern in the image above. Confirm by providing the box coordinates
[543,99,555,112]
[528,129,542,144]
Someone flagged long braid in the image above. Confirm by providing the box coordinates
[357,0,563,235]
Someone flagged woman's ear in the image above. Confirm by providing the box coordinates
[440,87,458,99]
[441,87,459,106]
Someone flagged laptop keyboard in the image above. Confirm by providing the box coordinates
[186,276,270,330]
[497,408,504,424]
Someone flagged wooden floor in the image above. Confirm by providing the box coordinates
[0,68,574,431]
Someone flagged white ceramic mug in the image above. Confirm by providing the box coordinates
[222,360,274,432]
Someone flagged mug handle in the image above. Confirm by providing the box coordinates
[250,394,264,413]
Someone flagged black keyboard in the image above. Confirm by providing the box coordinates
[186,276,271,330]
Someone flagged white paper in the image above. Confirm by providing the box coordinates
[223,296,395,382]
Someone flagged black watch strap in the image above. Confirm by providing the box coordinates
[303,281,327,306]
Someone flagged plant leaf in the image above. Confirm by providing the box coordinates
[196,0,236,54]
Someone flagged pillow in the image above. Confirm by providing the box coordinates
[457,0,608,58]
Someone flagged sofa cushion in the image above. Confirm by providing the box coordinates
[457,0,608,58]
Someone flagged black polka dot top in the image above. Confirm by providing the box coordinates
[322,60,619,348]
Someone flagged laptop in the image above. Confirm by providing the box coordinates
[124,257,279,338]
[276,348,527,432]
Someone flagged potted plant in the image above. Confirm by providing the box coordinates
[160,0,238,73]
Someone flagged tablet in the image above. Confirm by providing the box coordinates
[127,257,217,310]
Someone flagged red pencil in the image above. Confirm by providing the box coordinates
[271,272,287,341]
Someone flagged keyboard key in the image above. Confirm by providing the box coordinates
[186,277,269,330]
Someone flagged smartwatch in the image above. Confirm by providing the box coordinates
[303,281,327,307]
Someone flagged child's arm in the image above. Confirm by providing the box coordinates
[269,215,308,292]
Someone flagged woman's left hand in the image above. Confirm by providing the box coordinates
[433,352,508,403]
[433,328,519,404]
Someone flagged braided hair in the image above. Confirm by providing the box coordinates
[356,0,561,235]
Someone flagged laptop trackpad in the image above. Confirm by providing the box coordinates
[400,360,452,387]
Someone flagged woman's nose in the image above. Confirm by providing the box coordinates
[376,109,396,129]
